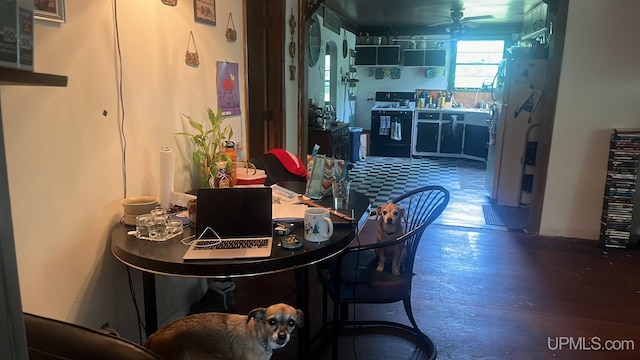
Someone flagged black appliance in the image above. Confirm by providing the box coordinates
[370,92,414,157]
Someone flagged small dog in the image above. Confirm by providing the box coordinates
[144,303,303,360]
[375,203,407,276]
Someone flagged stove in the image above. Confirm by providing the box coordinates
[371,91,417,112]
[371,103,415,111]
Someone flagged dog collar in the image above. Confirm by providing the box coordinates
[258,339,273,353]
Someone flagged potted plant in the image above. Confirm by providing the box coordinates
[177,107,234,188]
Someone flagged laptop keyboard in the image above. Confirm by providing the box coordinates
[194,238,270,250]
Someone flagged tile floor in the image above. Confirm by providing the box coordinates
[348,155,505,231]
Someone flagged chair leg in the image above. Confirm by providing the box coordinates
[403,297,421,332]
[321,289,327,330]
[332,300,340,360]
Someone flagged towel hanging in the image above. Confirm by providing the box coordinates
[390,120,402,141]
[379,116,391,136]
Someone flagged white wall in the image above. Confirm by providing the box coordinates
[1,0,246,341]
[540,0,640,239]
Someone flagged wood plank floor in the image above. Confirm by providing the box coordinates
[232,221,640,360]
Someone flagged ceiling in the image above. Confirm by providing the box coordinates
[319,0,545,37]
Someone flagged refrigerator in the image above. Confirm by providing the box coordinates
[486,58,548,207]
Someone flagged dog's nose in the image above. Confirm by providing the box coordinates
[386,218,393,223]
[278,332,287,341]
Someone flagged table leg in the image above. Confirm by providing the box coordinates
[142,272,158,337]
[294,267,310,359]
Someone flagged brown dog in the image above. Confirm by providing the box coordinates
[375,203,407,276]
[144,303,303,360]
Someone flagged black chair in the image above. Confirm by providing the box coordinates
[320,185,450,360]
[24,312,162,360]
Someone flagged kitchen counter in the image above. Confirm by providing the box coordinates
[414,108,489,126]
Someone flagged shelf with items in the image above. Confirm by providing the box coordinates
[599,129,640,249]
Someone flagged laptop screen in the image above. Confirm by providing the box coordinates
[195,187,273,239]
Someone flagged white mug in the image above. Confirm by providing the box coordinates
[304,208,333,242]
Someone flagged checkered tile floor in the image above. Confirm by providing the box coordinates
[349,156,503,229]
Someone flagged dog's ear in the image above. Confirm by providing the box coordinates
[295,309,305,328]
[400,208,407,223]
[247,307,267,323]
[375,206,382,220]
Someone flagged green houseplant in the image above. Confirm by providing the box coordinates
[177,107,234,188]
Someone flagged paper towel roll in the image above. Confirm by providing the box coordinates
[160,147,175,209]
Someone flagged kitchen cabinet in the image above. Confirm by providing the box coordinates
[376,46,400,65]
[424,49,446,66]
[412,109,489,162]
[355,46,376,65]
[403,50,424,66]
[464,124,489,159]
[308,123,350,160]
[402,49,446,67]
[355,45,400,66]
[439,113,464,154]
[521,2,548,43]
[414,122,439,153]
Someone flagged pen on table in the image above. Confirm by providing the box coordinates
[297,196,355,222]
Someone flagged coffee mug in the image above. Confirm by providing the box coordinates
[304,208,333,242]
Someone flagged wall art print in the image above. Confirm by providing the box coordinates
[194,0,215,25]
[217,61,240,116]
[34,0,65,23]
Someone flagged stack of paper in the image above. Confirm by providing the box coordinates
[272,203,307,221]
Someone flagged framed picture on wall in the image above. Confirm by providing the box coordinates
[194,0,216,25]
[34,0,66,23]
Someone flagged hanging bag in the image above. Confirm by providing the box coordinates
[305,144,348,199]
[185,31,199,67]
[226,13,237,42]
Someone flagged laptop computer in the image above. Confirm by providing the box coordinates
[183,187,273,260]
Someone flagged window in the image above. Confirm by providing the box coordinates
[324,54,331,102]
[453,40,504,89]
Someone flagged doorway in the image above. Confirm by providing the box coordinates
[246,0,285,159]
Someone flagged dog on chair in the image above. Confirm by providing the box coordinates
[144,303,303,360]
[375,203,407,276]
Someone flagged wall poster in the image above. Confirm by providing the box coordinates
[216,61,240,116]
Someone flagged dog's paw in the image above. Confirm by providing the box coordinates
[392,269,401,276]
[376,265,384,272]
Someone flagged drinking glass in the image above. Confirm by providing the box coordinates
[332,179,351,210]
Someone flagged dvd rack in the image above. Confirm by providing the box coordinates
[599,129,640,248]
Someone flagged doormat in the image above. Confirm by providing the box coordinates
[482,204,529,229]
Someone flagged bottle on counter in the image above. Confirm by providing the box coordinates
[224,141,237,187]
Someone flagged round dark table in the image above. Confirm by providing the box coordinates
[110,184,370,358]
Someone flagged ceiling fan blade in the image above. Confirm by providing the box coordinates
[427,20,452,27]
[463,14,494,21]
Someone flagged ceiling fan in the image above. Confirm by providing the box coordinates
[428,7,494,34]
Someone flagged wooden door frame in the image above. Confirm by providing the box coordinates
[246,0,285,159]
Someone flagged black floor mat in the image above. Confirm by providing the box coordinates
[482,204,529,229]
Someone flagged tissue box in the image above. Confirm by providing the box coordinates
[236,169,267,185]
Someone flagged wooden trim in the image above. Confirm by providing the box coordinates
[529,0,568,234]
